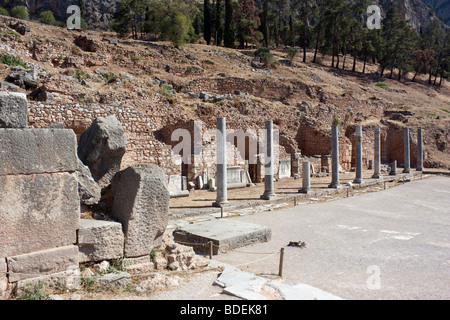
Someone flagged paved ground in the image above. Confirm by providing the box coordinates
[210,175,450,300]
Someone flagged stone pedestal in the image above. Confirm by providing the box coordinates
[390,160,397,176]
[299,161,311,194]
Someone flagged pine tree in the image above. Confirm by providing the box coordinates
[214,0,224,45]
[204,0,212,45]
[350,0,368,72]
[262,0,270,47]
[224,0,235,47]
[296,0,315,63]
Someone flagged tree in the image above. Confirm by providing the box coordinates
[160,12,193,47]
[0,8,9,16]
[204,0,212,44]
[412,49,434,81]
[224,0,235,47]
[39,10,56,25]
[296,0,316,63]
[350,0,368,72]
[254,47,273,67]
[262,0,270,47]
[111,0,133,38]
[11,6,29,20]
[214,0,224,45]
[234,0,260,47]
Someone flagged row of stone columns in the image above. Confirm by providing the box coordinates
[323,125,424,189]
[212,118,424,205]
[213,118,277,207]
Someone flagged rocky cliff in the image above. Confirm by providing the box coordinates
[422,0,450,26]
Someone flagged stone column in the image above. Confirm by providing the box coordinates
[390,160,397,176]
[372,127,381,179]
[417,128,423,172]
[261,120,276,200]
[403,127,410,173]
[299,161,311,194]
[213,117,228,207]
[353,125,363,184]
[329,124,340,188]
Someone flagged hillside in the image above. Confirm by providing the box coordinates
[1,16,449,169]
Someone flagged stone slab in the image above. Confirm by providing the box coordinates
[173,219,271,255]
[0,129,77,176]
[0,172,80,258]
[6,245,79,282]
[0,92,27,128]
[78,219,124,263]
[278,159,291,179]
[112,164,169,257]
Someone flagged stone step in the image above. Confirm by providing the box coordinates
[173,219,271,255]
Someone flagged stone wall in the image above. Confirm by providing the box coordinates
[27,102,181,176]
[0,128,80,298]
[180,77,307,102]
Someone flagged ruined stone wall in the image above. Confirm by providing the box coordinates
[180,77,306,102]
[0,128,80,298]
[27,102,181,176]
[383,123,418,167]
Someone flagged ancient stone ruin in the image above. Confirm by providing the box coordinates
[0,92,204,299]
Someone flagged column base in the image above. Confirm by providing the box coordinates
[328,182,341,189]
[298,188,311,194]
[403,169,410,174]
[212,201,229,207]
[260,192,277,200]
[353,178,363,184]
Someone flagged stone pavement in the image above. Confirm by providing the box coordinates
[169,172,449,300]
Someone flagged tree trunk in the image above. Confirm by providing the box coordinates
[352,49,357,72]
[313,28,321,63]
[362,49,367,74]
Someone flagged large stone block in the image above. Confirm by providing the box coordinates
[0,172,80,258]
[77,115,127,188]
[0,129,77,176]
[0,258,8,300]
[0,92,27,128]
[78,219,124,263]
[6,246,79,282]
[112,164,169,257]
[76,158,101,206]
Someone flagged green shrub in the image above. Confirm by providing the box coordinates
[159,84,173,96]
[375,82,389,87]
[101,72,116,83]
[11,6,29,20]
[286,47,298,64]
[39,10,56,25]
[0,54,28,68]
[0,7,9,16]
[254,47,274,67]
[17,283,48,300]
[74,70,90,81]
